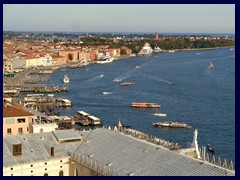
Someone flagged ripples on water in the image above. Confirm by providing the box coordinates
[45,48,235,161]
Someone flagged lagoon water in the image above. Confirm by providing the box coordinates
[44,48,235,161]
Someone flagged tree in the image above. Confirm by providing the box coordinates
[120,49,127,55]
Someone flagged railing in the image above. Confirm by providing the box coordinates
[199,146,235,170]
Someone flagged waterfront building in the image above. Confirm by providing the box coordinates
[25,54,53,68]
[59,50,79,62]
[3,102,35,137]
[3,128,235,176]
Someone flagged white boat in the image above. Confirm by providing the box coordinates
[153,113,167,117]
[96,53,114,64]
[103,92,112,95]
[138,43,153,56]
[63,75,69,83]
[168,50,175,53]
[154,44,162,53]
[208,62,214,69]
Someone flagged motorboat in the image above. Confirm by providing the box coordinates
[208,62,214,69]
[103,92,112,95]
[153,113,167,117]
[207,144,215,153]
[119,82,134,86]
[63,75,69,83]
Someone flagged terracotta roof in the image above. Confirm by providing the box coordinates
[3,103,34,117]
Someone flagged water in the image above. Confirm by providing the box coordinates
[43,48,235,161]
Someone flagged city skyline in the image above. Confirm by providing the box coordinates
[3,4,235,34]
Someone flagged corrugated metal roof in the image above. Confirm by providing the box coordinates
[3,128,234,176]
[73,128,233,176]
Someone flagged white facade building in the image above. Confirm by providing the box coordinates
[31,123,58,133]
[25,54,52,68]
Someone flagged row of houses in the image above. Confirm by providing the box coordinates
[3,40,132,73]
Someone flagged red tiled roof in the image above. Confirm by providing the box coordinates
[3,103,34,117]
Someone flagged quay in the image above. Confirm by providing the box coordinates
[20,84,69,93]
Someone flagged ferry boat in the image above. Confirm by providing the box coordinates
[138,43,153,56]
[153,113,167,117]
[152,121,191,128]
[131,102,160,108]
[208,62,214,69]
[119,82,134,86]
[63,75,69,83]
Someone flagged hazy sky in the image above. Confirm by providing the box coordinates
[3,4,235,33]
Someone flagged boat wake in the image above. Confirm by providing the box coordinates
[145,74,175,85]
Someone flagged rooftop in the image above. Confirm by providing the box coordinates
[3,128,235,176]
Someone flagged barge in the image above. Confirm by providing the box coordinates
[153,122,191,128]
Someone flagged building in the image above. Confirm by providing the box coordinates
[3,128,235,176]
[31,123,58,133]
[155,32,158,40]
[3,102,35,137]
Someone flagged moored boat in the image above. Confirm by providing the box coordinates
[131,102,160,108]
[152,121,191,128]
[119,82,134,86]
[138,43,153,56]
[63,75,69,83]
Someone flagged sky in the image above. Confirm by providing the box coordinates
[3,4,235,33]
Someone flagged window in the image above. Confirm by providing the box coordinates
[40,128,43,133]
[59,170,64,176]
[18,128,23,134]
[50,147,54,157]
[27,127,29,132]
[44,173,48,176]
[74,169,78,176]
[17,118,25,123]
[13,144,22,156]
[6,119,15,124]
[7,128,12,135]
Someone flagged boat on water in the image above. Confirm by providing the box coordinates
[168,50,175,53]
[153,113,167,117]
[131,102,160,108]
[119,82,134,86]
[153,44,162,53]
[103,92,112,95]
[207,144,215,153]
[138,43,153,56]
[63,75,69,83]
[96,53,114,64]
[208,62,214,69]
[152,121,191,128]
